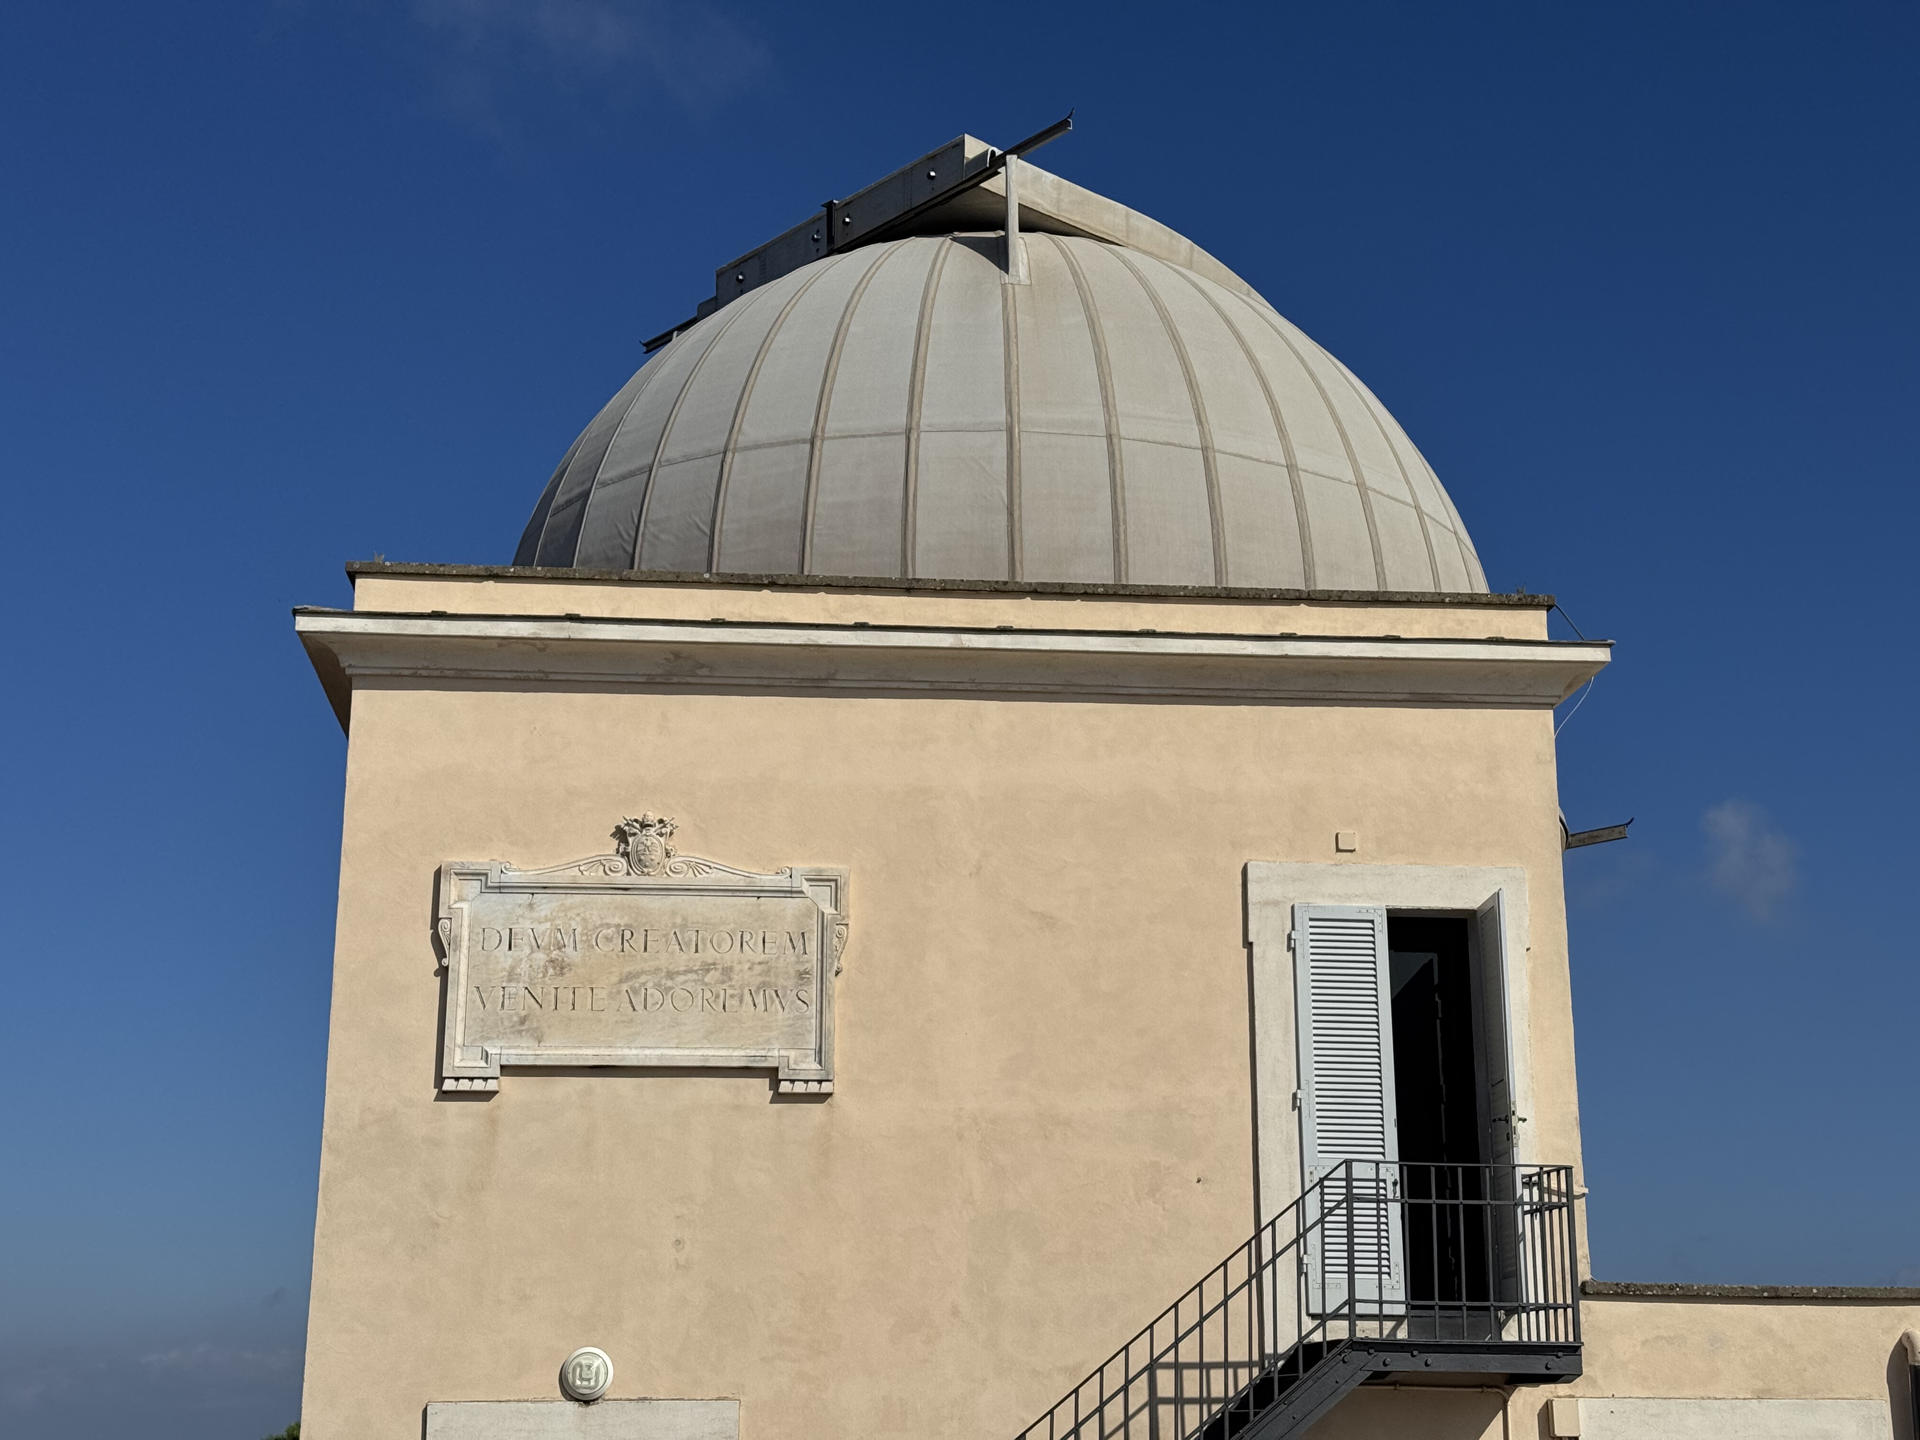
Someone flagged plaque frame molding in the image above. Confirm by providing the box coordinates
[433,821,847,1096]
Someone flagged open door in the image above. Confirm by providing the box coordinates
[1294,904,1406,1320]
[1471,891,1525,1321]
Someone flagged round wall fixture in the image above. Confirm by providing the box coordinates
[559,1346,613,1403]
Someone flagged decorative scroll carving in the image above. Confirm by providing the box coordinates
[435,814,847,1096]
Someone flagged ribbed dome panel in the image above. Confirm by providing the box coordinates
[516,233,1488,594]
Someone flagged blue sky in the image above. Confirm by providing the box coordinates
[3,2,1917,1435]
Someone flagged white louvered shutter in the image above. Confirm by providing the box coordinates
[1474,892,1516,1170]
[1293,904,1406,1315]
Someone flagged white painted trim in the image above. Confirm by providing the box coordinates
[299,609,1603,666]
[295,611,1608,725]
[425,1399,739,1439]
[1244,862,1534,1228]
[1577,1397,1888,1440]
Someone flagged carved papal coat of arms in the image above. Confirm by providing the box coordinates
[614,813,677,876]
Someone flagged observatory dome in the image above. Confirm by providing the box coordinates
[516,231,1487,594]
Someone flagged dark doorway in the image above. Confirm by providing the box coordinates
[1388,914,1493,1331]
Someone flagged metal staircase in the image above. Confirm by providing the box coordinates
[1014,1162,1582,1440]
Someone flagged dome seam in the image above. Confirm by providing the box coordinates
[517,427,587,564]
[902,238,956,578]
[801,244,900,574]
[567,336,693,566]
[1331,355,1454,525]
[1246,303,1390,589]
[1362,361,1485,588]
[1387,410,1484,588]
[534,372,645,565]
[1321,351,1443,591]
[1050,234,1128,583]
[708,254,848,573]
[1176,273,1318,589]
[1328,355,1436,591]
[628,287,764,570]
[1112,249,1228,586]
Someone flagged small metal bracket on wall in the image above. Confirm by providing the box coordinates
[1563,818,1632,850]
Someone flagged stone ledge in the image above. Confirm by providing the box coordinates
[295,610,1609,730]
[1583,1279,1920,1301]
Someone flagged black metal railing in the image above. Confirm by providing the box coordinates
[1013,1162,1580,1440]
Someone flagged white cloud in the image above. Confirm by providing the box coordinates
[1702,799,1797,922]
[409,0,771,132]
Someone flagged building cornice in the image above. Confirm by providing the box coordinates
[342,561,1556,610]
[294,608,1609,733]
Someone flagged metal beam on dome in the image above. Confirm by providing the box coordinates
[642,115,1074,352]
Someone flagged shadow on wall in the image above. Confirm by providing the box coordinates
[1302,1386,1507,1439]
[1890,1334,1919,1440]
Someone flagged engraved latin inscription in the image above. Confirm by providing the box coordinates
[435,816,847,1094]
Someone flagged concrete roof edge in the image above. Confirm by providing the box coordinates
[293,609,1606,712]
[994,159,1261,302]
[293,619,353,734]
[1583,1280,1920,1302]
[341,562,1556,610]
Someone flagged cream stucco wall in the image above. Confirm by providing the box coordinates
[1569,1294,1920,1419]
[300,575,1588,1438]
[298,573,1920,1440]
[1291,1291,1920,1438]
[299,579,1920,1440]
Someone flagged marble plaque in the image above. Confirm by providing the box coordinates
[434,814,846,1094]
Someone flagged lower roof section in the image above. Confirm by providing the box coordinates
[1584,1280,1920,1302]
